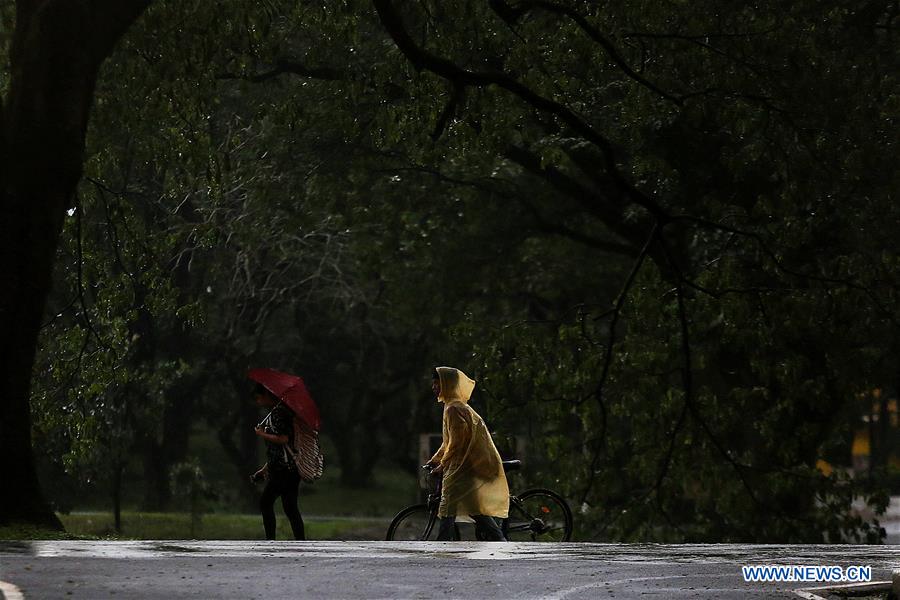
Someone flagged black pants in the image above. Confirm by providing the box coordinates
[260,469,305,540]
[437,515,507,541]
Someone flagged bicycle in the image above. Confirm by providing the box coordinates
[385,460,573,542]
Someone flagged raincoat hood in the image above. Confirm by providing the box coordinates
[435,366,475,404]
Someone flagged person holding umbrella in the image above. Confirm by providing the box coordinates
[249,368,320,541]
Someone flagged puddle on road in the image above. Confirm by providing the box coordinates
[2,541,900,568]
[0,542,29,555]
[150,543,205,554]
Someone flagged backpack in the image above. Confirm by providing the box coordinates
[284,416,324,483]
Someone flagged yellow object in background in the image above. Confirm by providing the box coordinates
[852,431,871,457]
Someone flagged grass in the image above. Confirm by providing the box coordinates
[56,511,391,541]
[4,464,421,541]
[289,465,420,517]
[65,464,422,517]
[0,524,89,541]
[2,466,419,541]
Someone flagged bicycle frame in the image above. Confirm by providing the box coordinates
[427,475,547,540]
[391,462,571,542]
[503,495,547,538]
[417,472,443,539]
[417,471,471,541]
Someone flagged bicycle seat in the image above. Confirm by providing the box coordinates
[502,460,522,472]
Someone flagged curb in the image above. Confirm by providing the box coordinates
[794,581,890,599]
[0,580,25,600]
[794,570,900,599]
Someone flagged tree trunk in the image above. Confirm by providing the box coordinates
[334,434,377,488]
[0,0,149,527]
[142,373,203,510]
[218,375,261,511]
[333,417,380,488]
[112,462,124,533]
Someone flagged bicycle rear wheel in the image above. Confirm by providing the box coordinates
[505,488,573,542]
[386,504,441,540]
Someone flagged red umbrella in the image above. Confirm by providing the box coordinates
[248,368,321,431]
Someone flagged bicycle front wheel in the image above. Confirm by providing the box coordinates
[505,488,573,542]
[386,504,441,540]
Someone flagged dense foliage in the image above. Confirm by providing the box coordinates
[20,0,898,541]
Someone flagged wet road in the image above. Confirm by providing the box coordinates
[1,541,898,599]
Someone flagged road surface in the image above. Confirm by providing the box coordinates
[1,541,898,599]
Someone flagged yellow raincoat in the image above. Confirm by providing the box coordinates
[429,367,509,519]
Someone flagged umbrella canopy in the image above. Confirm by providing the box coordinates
[248,368,321,431]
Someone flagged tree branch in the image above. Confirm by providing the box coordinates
[216,58,343,83]
[503,144,659,253]
[578,221,659,504]
[371,0,668,221]
[623,29,772,78]
[517,199,636,255]
[669,215,898,325]
[496,0,684,105]
[431,83,464,140]
[73,199,105,347]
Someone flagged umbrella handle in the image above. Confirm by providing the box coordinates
[256,401,284,429]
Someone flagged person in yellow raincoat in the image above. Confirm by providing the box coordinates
[426,366,509,541]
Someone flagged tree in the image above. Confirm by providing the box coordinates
[29,0,432,507]
[5,0,897,542]
[362,0,898,541]
[1,0,150,527]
